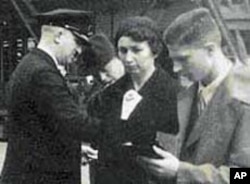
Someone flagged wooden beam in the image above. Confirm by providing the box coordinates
[21,0,37,15]
[226,0,233,9]
[9,0,38,41]
[220,5,250,19]
[244,0,250,12]
[227,20,250,30]
[202,0,241,63]
[235,30,248,61]
[0,39,3,83]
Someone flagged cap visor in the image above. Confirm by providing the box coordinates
[72,31,90,45]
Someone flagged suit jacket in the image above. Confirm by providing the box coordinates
[1,48,88,184]
[176,71,250,184]
[89,68,179,184]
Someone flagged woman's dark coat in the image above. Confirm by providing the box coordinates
[89,68,179,184]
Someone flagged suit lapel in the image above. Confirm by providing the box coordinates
[177,84,197,154]
[184,77,231,149]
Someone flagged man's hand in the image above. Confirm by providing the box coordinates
[81,144,98,165]
[137,145,180,179]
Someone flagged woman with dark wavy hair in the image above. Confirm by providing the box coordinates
[89,16,179,184]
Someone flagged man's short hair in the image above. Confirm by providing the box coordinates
[163,8,221,48]
[114,16,162,55]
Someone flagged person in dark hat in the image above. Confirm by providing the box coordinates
[36,8,94,45]
[1,9,94,184]
[80,33,125,159]
[79,33,125,184]
[87,33,125,85]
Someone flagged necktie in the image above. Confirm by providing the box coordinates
[197,90,206,116]
[182,87,205,146]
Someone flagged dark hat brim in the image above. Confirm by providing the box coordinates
[71,31,90,46]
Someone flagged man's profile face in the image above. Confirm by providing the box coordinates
[57,29,83,66]
[168,45,213,85]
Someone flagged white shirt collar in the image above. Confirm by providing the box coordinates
[54,59,67,77]
[198,62,232,105]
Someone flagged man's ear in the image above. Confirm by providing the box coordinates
[204,42,216,56]
[54,31,63,44]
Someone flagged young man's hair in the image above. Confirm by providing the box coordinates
[114,16,162,55]
[163,8,221,48]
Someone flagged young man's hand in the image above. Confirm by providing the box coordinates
[137,145,179,179]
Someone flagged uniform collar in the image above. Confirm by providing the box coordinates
[37,46,67,77]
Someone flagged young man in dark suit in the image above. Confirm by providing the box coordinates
[137,8,250,184]
[1,9,93,184]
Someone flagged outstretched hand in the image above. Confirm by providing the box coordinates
[81,144,98,165]
[137,145,179,179]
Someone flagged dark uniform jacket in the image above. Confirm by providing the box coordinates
[1,48,87,184]
[89,68,179,184]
